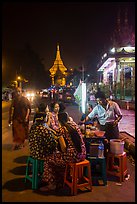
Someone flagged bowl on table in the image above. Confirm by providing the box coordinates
[85,130,96,137]
[90,126,96,130]
[94,130,105,137]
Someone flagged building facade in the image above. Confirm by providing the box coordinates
[97,10,135,101]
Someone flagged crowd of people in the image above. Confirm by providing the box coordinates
[8,88,122,192]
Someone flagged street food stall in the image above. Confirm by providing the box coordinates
[81,124,107,185]
[82,124,106,158]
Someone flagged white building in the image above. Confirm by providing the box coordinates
[97,10,135,101]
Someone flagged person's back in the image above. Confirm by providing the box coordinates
[33,102,47,123]
[57,112,86,162]
[29,119,57,159]
[59,102,66,113]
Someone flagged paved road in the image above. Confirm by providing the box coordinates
[2,101,135,202]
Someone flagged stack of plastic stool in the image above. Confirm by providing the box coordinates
[87,156,107,186]
[64,159,92,195]
[106,151,127,182]
[25,156,44,190]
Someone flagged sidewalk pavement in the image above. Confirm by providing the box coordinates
[2,141,135,202]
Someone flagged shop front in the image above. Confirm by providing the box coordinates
[97,46,135,101]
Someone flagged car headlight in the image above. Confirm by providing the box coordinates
[31,93,35,97]
[26,93,31,97]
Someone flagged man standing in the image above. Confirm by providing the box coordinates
[105,98,122,140]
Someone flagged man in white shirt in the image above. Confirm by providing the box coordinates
[86,98,108,130]
[105,98,122,140]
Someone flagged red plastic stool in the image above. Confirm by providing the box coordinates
[64,159,92,195]
[106,152,127,182]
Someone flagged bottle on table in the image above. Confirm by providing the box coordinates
[98,141,104,158]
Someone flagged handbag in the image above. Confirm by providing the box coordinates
[58,136,67,153]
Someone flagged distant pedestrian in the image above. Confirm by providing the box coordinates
[89,93,96,108]
[8,90,31,150]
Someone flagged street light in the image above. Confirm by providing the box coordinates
[17,76,21,80]
[17,75,22,93]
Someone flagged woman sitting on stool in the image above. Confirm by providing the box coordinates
[40,112,86,192]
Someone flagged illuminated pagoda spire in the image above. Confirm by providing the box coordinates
[121,8,134,46]
[117,8,121,34]
[49,43,68,86]
[111,8,121,47]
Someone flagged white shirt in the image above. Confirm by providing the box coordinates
[88,104,108,125]
[106,101,122,123]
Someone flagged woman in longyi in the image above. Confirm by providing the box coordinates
[40,112,86,192]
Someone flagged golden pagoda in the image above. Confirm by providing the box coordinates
[49,44,68,86]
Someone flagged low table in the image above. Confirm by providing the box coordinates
[84,134,106,157]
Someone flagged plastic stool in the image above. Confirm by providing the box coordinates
[25,156,44,190]
[87,156,107,186]
[106,152,127,182]
[64,159,92,195]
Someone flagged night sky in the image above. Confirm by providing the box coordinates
[2,2,135,88]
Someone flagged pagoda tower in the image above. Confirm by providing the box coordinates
[49,44,68,86]
[111,8,135,47]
